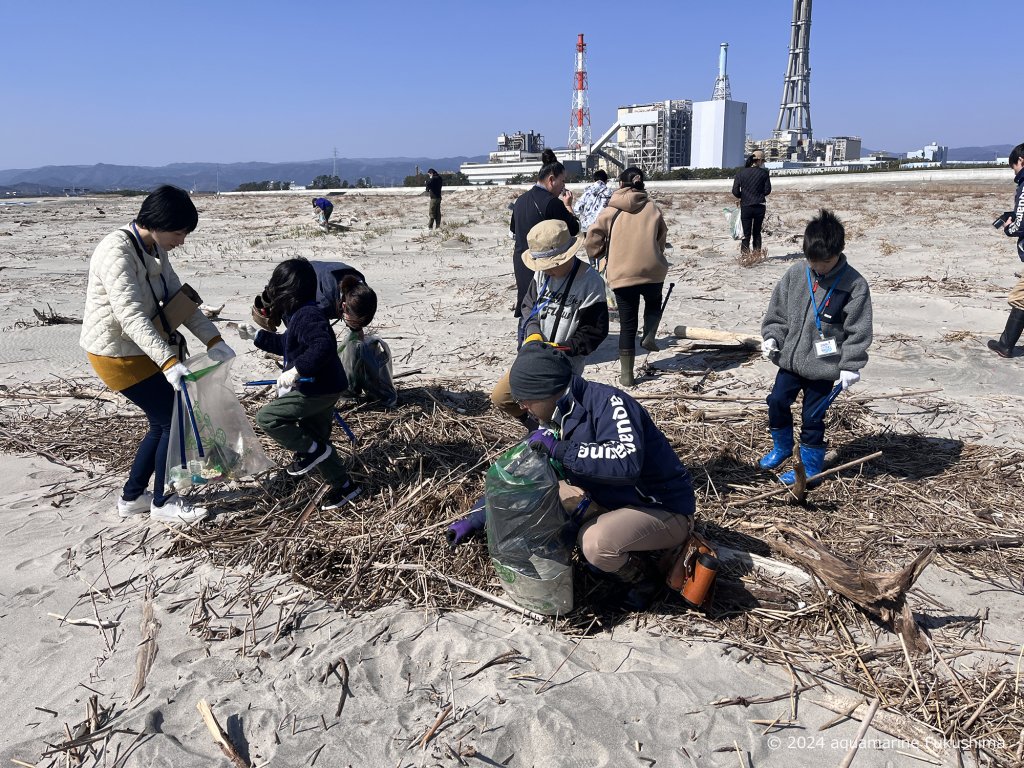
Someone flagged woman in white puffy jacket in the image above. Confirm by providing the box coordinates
[80,185,234,523]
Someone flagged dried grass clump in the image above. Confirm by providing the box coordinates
[2,380,1024,764]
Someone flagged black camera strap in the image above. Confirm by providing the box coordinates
[121,228,187,360]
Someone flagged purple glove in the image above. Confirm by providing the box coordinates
[446,498,486,548]
[527,429,560,457]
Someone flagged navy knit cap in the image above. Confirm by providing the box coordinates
[509,342,573,400]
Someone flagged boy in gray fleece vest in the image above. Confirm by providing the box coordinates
[758,209,873,484]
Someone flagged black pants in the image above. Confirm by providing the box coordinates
[612,282,663,352]
[512,249,533,318]
[428,198,441,229]
[120,372,175,505]
[741,204,766,252]
[766,367,834,447]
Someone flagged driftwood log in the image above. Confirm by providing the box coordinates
[673,325,762,348]
[773,524,935,652]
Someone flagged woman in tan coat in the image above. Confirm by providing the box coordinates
[584,167,668,386]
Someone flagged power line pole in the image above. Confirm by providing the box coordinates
[332,147,338,179]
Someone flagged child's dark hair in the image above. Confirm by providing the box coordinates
[1010,143,1024,166]
[340,276,377,327]
[592,169,608,183]
[618,166,645,191]
[266,258,316,317]
[538,149,564,182]
[136,185,198,233]
[803,209,846,262]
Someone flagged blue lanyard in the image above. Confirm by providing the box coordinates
[805,264,847,335]
[526,275,554,324]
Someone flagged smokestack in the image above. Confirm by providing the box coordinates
[712,42,731,100]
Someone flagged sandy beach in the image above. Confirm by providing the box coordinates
[1,173,1022,767]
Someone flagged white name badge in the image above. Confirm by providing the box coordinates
[814,337,839,357]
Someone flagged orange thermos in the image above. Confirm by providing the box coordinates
[663,534,719,610]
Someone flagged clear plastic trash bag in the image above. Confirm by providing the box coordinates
[724,207,743,240]
[166,353,275,491]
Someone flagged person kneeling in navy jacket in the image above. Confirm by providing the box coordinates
[509,342,696,608]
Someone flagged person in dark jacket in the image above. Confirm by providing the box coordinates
[987,142,1024,358]
[312,197,334,231]
[252,260,377,333]
[425,168,443,229]
[240,258,361,510]
[732,150,772,254]
[510,342,695,607]
[509,149,580,317]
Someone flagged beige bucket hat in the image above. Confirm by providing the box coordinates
[520,219,586,271]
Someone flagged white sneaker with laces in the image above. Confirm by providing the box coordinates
[117,492,153,518]
[150,496,208,524]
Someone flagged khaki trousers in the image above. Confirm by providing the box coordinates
[489,368,525,419]
[557,481,692,573]
[1008,275,1024,310]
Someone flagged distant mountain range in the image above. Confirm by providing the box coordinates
[0,156,488,196]
[0,145,1013,196]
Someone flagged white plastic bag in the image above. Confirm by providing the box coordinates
[337,330,398,408]
[166,353,275,491]
[723,207,743,240]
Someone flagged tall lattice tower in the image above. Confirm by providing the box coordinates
[774,0,812,144]
[712,43,731,100]
[567,33,592,154]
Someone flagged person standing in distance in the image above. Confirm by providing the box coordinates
[509,148,580,319]
[425,168,443,230]
[732,150,772,256]
[987,143,1024,358]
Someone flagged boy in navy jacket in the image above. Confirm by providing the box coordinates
[240,258,360,510]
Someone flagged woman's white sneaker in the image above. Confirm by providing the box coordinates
[117,492,153,518]
[150,496,208,524]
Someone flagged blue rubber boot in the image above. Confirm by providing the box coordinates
[758,427,794,470]
[780,444,826,486]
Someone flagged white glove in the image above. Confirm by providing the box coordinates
[835,370,861,390]
[761,338,779,360]
[238,323,259,341]
[207,340,236,362]
[276,367,301,397]
[163,363,190,392]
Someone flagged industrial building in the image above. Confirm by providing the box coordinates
[460,131,584,186]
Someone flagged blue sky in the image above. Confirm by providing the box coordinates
[1,0,1011,168]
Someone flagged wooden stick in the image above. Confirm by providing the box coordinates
[371,563,547,622]
[838,698,880,768]
[418,704,453,750]
[728,451,883,508]
[961,679,1006,731]
[334,658,350,718]
[196,699,250,768]
[130,598,159,700]
[47,612,119,630]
